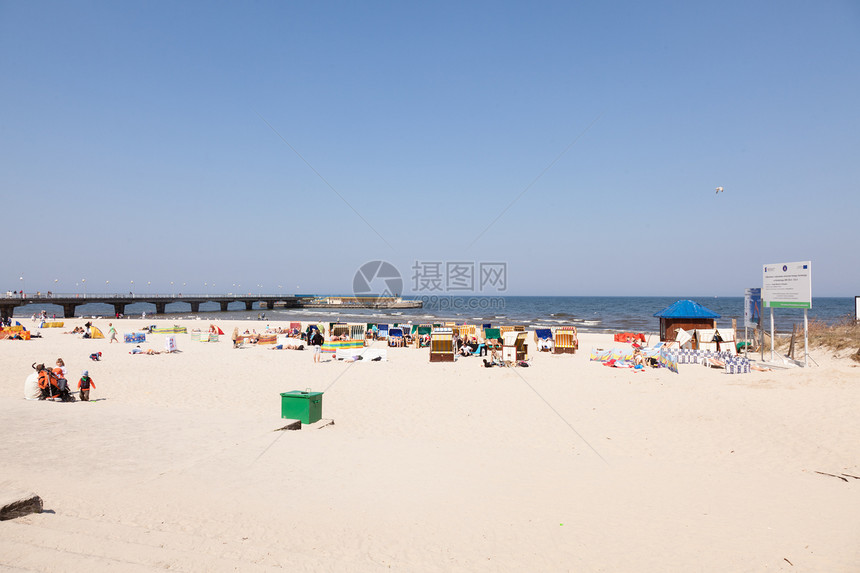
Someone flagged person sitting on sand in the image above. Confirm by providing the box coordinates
[483,349,504,367]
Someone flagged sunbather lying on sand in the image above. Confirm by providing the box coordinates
[705,357,726,368]
[130,346,162,355]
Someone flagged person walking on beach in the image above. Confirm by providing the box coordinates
[108,322,118,343]
[310,329,324,363]
[78,370,95,401]
[231,327,240,349]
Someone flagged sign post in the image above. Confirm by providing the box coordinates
[762,261,812,366]
[743,288,761,358]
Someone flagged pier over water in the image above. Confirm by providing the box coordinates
[1,294,421,318]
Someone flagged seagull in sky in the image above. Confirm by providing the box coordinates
[715,186,724,194]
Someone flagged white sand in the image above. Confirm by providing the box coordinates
[1,318,858,571]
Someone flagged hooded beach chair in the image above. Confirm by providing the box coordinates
[716,327,735,352]
[483,328,502,350]
[332,323,350,338]
[534,328,554,352]
[388,327,405,347]
[675,328,693,349]
[430,328,455,362]
[553,326,578,354]
[350,323,366,341]
[502,331,528,363]
[695,329,718,352]
[413,325,431,347]
[377,324,389,341]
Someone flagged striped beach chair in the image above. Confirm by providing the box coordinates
[430,328,455,362]
[553,326,578,354]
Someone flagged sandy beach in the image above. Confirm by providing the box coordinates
[1,317,858,571]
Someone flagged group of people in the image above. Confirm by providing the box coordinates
[230,328,265,346]
[31,310,53,322]
[455,335,492,357]
[29,358,95,401]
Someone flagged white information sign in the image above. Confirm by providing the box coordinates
[762,261,812,309]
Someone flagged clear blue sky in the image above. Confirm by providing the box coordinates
[2,1,858,296]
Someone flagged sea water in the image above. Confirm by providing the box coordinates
[12,296,854,335]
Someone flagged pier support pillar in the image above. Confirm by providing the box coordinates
[220,301,229,312]
[190,302,200,313]
[155,302,166,315]
[264,301,274,310]
[62,303,77,318]
[0,303,16,319]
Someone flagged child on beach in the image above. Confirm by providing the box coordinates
[55,358,67,380]
[310,329,324,363]
[108,322,118,343]
[54,358,69,392]
[78,370,95,401]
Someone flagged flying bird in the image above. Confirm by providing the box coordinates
[715,186,724,194]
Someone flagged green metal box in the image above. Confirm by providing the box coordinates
[280,390,323,424]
